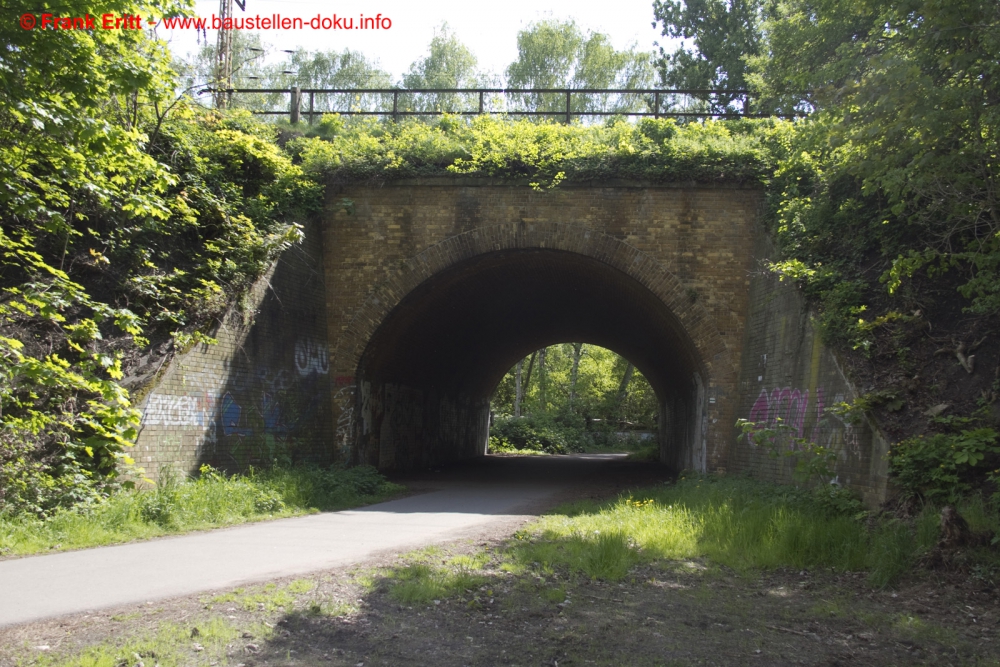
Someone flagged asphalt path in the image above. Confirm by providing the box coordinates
[0,453,669,627]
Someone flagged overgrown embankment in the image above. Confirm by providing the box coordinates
[0,106,320,515]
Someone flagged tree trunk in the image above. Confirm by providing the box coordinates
[538,347,548,413]
[568,342,583,411]
[616,361,635,419]
[522,351,537,415]
[514,359,524,418]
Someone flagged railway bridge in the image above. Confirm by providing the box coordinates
[135,178,889,503]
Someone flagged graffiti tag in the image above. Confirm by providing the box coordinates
[294,338,329,376]
[144,394,215,427]
[748,386,825,441]
[334,384,355,454]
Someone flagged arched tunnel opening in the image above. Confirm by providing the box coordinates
[353,249,707,472]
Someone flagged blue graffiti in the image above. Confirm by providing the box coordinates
[221,392,252,437]
[261,392,288,436]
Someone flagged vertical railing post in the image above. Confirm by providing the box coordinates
[654,91,660,119]
[290,86,301,124]
[565,89,572,124]
[392,89,398,123]
[479,90,484,115]
[308,91,315,125]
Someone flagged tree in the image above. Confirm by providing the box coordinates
[1,0,317,514]
[514,358,524,417]
[507,20,584,91]
[615,361,635,418]
[1,0,184,512]
[177,34,393,116]
[505,20,656,115]
[403,24,481,89]
[491,345,657,429]
[401,24,486,113]
[279,48,392,116]
[758,0,1000,313]
[652,0,771,110]
[568,342,584,410]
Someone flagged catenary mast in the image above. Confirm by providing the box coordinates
[214,0,246,109]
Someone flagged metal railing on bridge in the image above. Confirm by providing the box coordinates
[198,87,795,125]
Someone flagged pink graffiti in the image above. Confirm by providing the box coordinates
[748,386,825,442]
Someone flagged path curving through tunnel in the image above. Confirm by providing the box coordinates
[354,248,709,472]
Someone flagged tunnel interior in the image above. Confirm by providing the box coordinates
[354,249,707,471]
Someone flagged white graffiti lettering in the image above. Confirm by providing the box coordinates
[144,394,206,427]
[294,338,329,376]
[334,384,355,454]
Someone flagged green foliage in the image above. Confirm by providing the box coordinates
[512,476,920,586]
[889,428,1000,504]
[489,414,578,455]
[403,24,484,90]
[736,417,839,484]
[490,344,661,454]
[653,0,770,108]
[505,19,655,114]
[0,0,320,516]
[0,464,403,556]
[292,115,772,190]
[492,344,658,427]
[756,0,1000,320]
[0,0,181,514]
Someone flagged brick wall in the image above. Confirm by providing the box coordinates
[132,220,333,481]
[323,180,762,472]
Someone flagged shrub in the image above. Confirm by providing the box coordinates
[889,428,1000,503]
[489,414,584,454]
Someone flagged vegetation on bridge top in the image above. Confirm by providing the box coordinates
[287,114,776,189]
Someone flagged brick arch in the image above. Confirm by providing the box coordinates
[331,221,733,383]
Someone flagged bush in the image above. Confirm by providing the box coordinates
[489,414,584,454]
[889,428,1000,503]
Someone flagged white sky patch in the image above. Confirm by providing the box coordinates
[157,0,676,83]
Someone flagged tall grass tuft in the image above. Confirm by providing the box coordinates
[0,464,403,557]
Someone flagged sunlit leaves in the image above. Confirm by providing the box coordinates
[293,114,773,191]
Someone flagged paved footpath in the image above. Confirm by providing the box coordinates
[0,453,664,628]
[0,481,559,628]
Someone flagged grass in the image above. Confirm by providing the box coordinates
[202,578,316,612]
[31,617,275,667]
[11,475,1000,666]
[0,464,404,557]
[384,549,492,604]
[486,444,550,456]
[360,475,984,615]
[503,476,1000,588]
